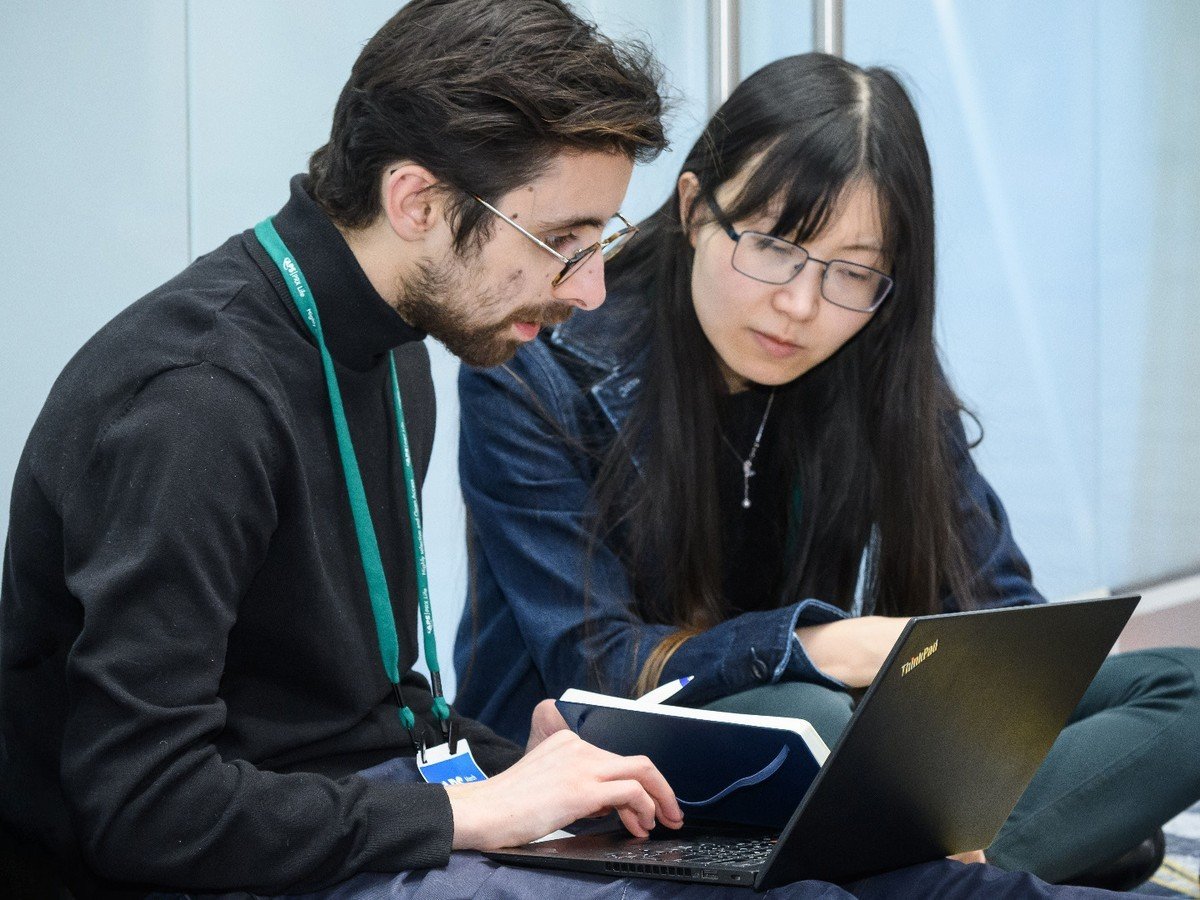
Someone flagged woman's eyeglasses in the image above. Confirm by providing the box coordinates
[705,196,893,313]
[472,195,637,287]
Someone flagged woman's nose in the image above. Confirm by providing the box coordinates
[771,263,823,320]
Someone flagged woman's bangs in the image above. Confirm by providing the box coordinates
[726,130,882,248]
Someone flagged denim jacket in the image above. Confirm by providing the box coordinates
[452,292,1044,744]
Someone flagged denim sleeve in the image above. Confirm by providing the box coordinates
[947,413,1047,611]
[458,350,849,708]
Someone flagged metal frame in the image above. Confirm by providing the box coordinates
[708,0,846,116]
[707,0,740,114]
[812,0,845,57]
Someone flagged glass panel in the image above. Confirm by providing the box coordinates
[822,0,1200,597]
[1096,2,1200,588]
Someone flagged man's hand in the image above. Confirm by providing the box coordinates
[795,616,911,688]
[445,727,684,851]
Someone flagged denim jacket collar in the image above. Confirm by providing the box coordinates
[546,292,650,474]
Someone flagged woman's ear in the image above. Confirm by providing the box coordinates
[677,172,701,249]
[380,164,442,242]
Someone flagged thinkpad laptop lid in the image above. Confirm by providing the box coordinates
[486,595,1140,889]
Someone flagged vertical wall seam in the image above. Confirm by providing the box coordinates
[184,0,194,263]
[1091,9,1103,587]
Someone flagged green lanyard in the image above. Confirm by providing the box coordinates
[253,218,452,751]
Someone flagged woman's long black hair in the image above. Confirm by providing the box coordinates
[590,54,978,689]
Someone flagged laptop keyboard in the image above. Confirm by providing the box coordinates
[604,837,777,869]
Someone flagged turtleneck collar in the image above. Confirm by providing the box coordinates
[264,174,425,371]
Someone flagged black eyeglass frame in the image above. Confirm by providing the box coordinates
[703,195,894,313]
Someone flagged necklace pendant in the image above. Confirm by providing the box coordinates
[742,460,755,509]
[724,388,774,514]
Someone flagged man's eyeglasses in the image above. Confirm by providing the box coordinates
[472,194,637,287]
[705,196,894,313]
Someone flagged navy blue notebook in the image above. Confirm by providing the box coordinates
[556,689,829,830]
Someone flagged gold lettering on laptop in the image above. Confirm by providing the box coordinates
[900,639,939,676]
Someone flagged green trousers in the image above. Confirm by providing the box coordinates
[704,647,1200,883]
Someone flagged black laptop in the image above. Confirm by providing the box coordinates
[486,595,1140,889]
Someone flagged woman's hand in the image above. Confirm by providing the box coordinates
[525,698,569,754]
[795,616,911,688]
[949,849,987,864]
[446,720,684,851]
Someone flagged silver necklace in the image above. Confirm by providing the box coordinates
[720,390,775,509]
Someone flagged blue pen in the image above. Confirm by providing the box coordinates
[638,675,694,705]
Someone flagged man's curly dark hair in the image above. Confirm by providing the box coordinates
[309,0,667,254]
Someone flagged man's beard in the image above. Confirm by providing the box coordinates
[393,258,575,368]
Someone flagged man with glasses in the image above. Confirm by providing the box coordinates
[0,1,676,896]
[391,190,640,371]
[473,194,639,288]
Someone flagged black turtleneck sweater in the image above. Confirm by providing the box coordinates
[0,176,521,895]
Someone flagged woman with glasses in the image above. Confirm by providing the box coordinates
[454,53,1200,889]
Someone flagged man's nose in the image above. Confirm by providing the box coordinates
[554,251,607,311]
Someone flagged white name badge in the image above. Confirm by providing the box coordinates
[416,739,489,785]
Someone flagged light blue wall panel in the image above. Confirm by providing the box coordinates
[579,0,710,220]
[740,0,812,79]
[186,2,404,257]
[845,0,1104,598]
[0,1,189,547]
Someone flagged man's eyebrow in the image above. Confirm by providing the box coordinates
[533,214,609,233]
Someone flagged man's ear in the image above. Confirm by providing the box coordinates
[380,164,443,242]
[677,172,701,249]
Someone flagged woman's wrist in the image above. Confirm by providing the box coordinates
[796,619,855,683]
[796,616,909,688]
